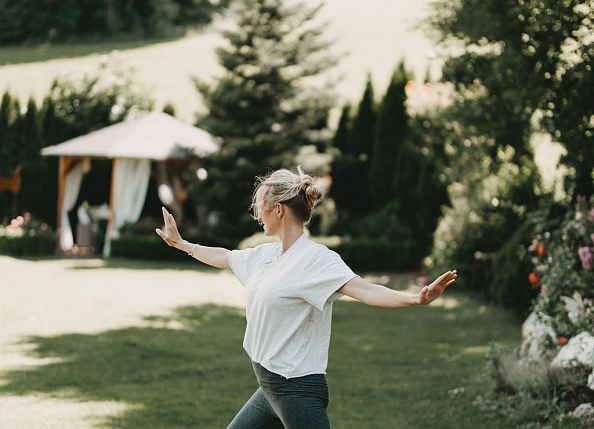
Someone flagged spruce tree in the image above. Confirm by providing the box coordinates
[369,62,409,209]
[195,0,336,240]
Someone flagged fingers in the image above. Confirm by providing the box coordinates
[155,228,173,246]
[169,213,177,229]
[162,206,170,228]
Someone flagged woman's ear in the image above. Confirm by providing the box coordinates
[276,202,283,218]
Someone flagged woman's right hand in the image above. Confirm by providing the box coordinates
[155,206,183,249]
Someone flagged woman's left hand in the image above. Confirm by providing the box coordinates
[418,270,457,305]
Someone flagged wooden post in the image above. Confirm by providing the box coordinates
[55,156,68,254]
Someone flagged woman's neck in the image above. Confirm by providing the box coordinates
[277,225,304,255]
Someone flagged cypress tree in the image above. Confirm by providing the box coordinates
[332,103,351,154]
[18,98,48,218]
[329,78,377,224]
[0,92,20,220]
[369,62,409,209]
[347,77,376,158]
[0,91,16,175]
[195,0,336,240]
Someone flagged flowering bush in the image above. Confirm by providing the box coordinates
[528,196,594,349]
[0,213,55,256]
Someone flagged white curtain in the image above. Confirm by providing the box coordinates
[103,158,151,257]
[59,160,86,251]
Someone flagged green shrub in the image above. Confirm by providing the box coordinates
[427,148,543,308]
[489,217,539,317]
[0,213,55,256]
[331,238,419,272]
[111,232,237,262]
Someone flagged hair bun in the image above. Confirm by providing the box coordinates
[304,182,322,202]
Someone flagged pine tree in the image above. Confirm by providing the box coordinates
[195,0,337,239]
[369,62,409,209]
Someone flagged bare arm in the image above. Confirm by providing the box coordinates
[338,271,457,308]
[155,206,230,269]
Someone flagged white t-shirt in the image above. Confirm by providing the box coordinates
[228,232,358,379]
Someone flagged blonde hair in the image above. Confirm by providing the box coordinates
[250,166,323,226]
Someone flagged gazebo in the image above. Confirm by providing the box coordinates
[41,111,219,257]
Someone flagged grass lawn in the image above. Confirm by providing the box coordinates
[2,256,587,428]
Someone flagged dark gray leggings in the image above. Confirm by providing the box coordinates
[227,361,330,429]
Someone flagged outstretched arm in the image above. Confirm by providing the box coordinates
[155,206,230,269]
[337,271,457,308]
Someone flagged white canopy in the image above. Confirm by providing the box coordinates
[41,111,219,160]
[41,111,220,257]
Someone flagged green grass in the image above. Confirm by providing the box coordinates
[3,275,586,429]
[0,38,180,66]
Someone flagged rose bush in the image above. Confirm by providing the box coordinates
[0,212,55,256]
[528,196,594,344]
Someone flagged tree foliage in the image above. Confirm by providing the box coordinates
[194,0,337,240]
[0,0,230,44]
[430,0,593,200]
[328,63,449,265]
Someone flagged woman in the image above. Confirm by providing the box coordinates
[156,167,457,429]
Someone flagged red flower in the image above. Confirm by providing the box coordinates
[557,336,568,346]
[528,272,539,286]
[537,244,545,256]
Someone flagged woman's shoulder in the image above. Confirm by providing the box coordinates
[302,238,340,261]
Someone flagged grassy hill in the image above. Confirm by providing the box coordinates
[0,0,438,123]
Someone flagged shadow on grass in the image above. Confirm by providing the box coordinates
[69,257,218,272]
[0,36,185,66]
[0,304,255,428]
[0,293,533,429]
[3,255,217,272]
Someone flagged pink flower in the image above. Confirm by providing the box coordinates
[589,208,594,222]
[578,246,593,269]
[591,232,594,245]
[16,216,24,226]
[23,212,32,223]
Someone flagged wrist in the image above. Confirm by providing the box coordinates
[177,240,193,253]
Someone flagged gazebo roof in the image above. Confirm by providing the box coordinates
[41,111,219,160]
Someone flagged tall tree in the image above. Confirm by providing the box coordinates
[347,77,376,158]
[430,0,593,200]
[369,62,409,209]
[332,103,351,154]
[17,98,46,217]
[195,0,337,240]
[329,78,376,226]
[0,92,19,221]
